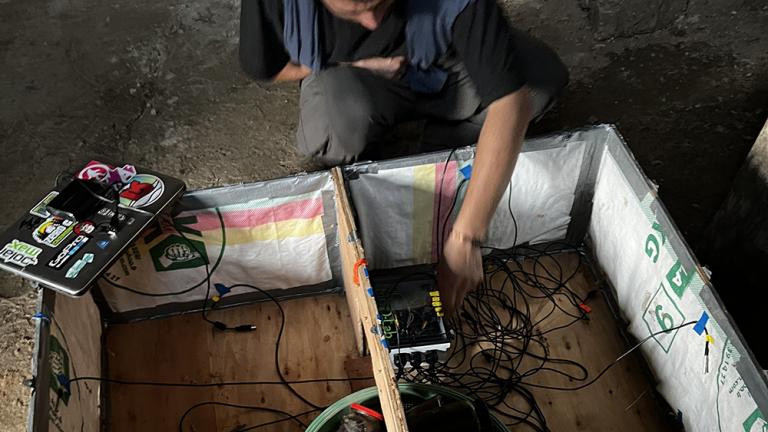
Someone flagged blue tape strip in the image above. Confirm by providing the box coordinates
[381,338,389,349]
[367,288,374,297]
[460,164,473,180]
[56,373,71,393]
[32,312,50,323]
[693,311,709,335]
[214,283,231,296]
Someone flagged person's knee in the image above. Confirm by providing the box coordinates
[297,67,381,165]
[314,68,381,163]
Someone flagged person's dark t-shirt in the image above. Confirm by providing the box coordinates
[239,0,525,106]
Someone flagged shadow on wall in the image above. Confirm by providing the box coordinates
[531,43,768,247]
[699,120,768,368]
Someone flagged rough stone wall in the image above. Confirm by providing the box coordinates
[580,0,690,39]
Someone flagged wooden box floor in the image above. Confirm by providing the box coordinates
[105,253,675,431]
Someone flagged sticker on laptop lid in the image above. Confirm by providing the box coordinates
[29,191,59,218]
[65,253,94,279]
[73,221,95,236]
[77,161,112,182]
[108,164,137,185]
[77,161,136,186]
[33,216,75,248]
[1,240,43,268]
[119,174,165,208]
[48,235,89,269]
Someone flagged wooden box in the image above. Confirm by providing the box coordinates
[26,126,768,432]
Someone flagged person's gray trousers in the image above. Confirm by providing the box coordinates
[296,29,569,165]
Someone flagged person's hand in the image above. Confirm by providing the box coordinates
[347,56,406,80]
[437,229,483,316]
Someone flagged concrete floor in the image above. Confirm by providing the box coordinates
[0,0,766,429]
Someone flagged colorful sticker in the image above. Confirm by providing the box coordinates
[107,164,137,184]
[65,253,94,279]
[119,174,165,208]
[48,235,89,269]
[149,235,208,272]
[32,216,75,248]
[96,240,110,250]
[73,221,95,236]
[29,191,59,218]
[0,240,43,268]
[77,160,137,185]
[77,161,112,182]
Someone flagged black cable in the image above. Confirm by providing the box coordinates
[237,408,321,432]
[227,283,324,411]
[519,321,697,391]
[86,159,685,431]
[100,208,227,297]
[503,178,519,250]
[177,401,312,432]
[68,376,374,388]
[398,202,686,432]
[435,147,459,259]
[439,178,468,256]
[169,220,258,333]
[50,175,357,430]
[102,214,330,415]
[402,242,697,430]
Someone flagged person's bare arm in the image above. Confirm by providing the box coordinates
[273,62,312,81]
[345,56,406,80]
[272,56,405,82]
[438,86,534,314]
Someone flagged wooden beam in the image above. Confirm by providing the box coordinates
[331,168,409,432]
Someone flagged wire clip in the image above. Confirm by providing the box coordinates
[214,283,231,296]
[56,373,71,394]
[460,164,473,180]
[578,303,592,314]
[705,334,715,345]
[353,259,368,286]
[693,311,709,335]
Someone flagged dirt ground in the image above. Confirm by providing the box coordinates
[0,0,766,429]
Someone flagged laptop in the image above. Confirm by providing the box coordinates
[0,160,185,296]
